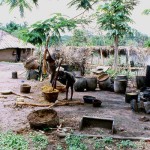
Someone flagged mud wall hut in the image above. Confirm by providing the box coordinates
[0,30,35,62]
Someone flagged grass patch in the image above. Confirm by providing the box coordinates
[117,140,137,149]
[0,131,48,150]
[0,131,28,150]
[57,135,139,150]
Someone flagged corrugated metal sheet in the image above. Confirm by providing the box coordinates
[0,30,35,50]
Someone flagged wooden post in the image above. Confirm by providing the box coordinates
[100,49,104,65]
[126,48,131,77]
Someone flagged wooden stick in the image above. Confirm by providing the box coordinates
[57,133,150,141]
[16,100,83,107]
[0,95,7,98]
[16,101,53,107]
[18,71,26,76]
[12,92,33,99]
[52,59,63,90]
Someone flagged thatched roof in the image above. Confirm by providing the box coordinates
[0,30,35,50]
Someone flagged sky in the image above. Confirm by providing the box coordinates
[0,0,150,36]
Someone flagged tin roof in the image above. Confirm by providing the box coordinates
[0,30,35,50]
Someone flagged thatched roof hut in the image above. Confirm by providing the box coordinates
[0,30,35,62]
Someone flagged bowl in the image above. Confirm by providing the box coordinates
[83,95,96,104]
[43,91,59,102]
[93,99,102,107]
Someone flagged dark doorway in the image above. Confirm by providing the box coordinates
[16,48,21,62]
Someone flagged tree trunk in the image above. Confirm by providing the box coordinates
[113,36,119,70]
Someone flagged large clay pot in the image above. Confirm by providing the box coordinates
[125,92,138,103]
[114,79,127,94]
[74,77,86,92]
[98,73,111,91]
[136,76,146,89]
[86,77,97,91]
[116,75,128,80]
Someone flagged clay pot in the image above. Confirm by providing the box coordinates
[116,75,128,80]
[136,76,146,89]
[98,73,111,90]
[83,95,96,104]
[125,92,138,103]
[20,84,31,93]
[114,79,127,94]
[43,91,59,102]
[12,71,18,79]
[93,99,102,107]
[86,77,97,91]
[74,77,87,92]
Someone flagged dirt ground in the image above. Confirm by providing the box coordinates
[0,62,150,149]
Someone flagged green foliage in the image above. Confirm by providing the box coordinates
[68,0,98,10]
[144,39,150,47]
[0,131,28,150]
[20,13,77,46]
[1,0,38,17]
[0,21,27,34]
[95,0,138,69]
[103,137,113,144]
[65,134,87,150]
[142,9,150,15]
[67,29,89,46]
[117,140,137,149]
[93,139,105,150]
[106,68,116,77]
[0,131,49,150]
[96,0,138,39]
[29,132,48,150]
[57,144,64,150]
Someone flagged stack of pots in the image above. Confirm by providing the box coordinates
[74,76,98,92]
[98,73,111,91]
[114,75,128,94]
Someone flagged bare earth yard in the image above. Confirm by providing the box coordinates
[0,62,150,149]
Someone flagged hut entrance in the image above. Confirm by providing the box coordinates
[16,48,21,62]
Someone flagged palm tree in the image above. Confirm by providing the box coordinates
[0,0,38,17]
[1,0,97,17]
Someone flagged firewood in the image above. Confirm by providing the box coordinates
[16,100,84,107]
[16,101,53,107]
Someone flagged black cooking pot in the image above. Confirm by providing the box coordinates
[83,95,96,104]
